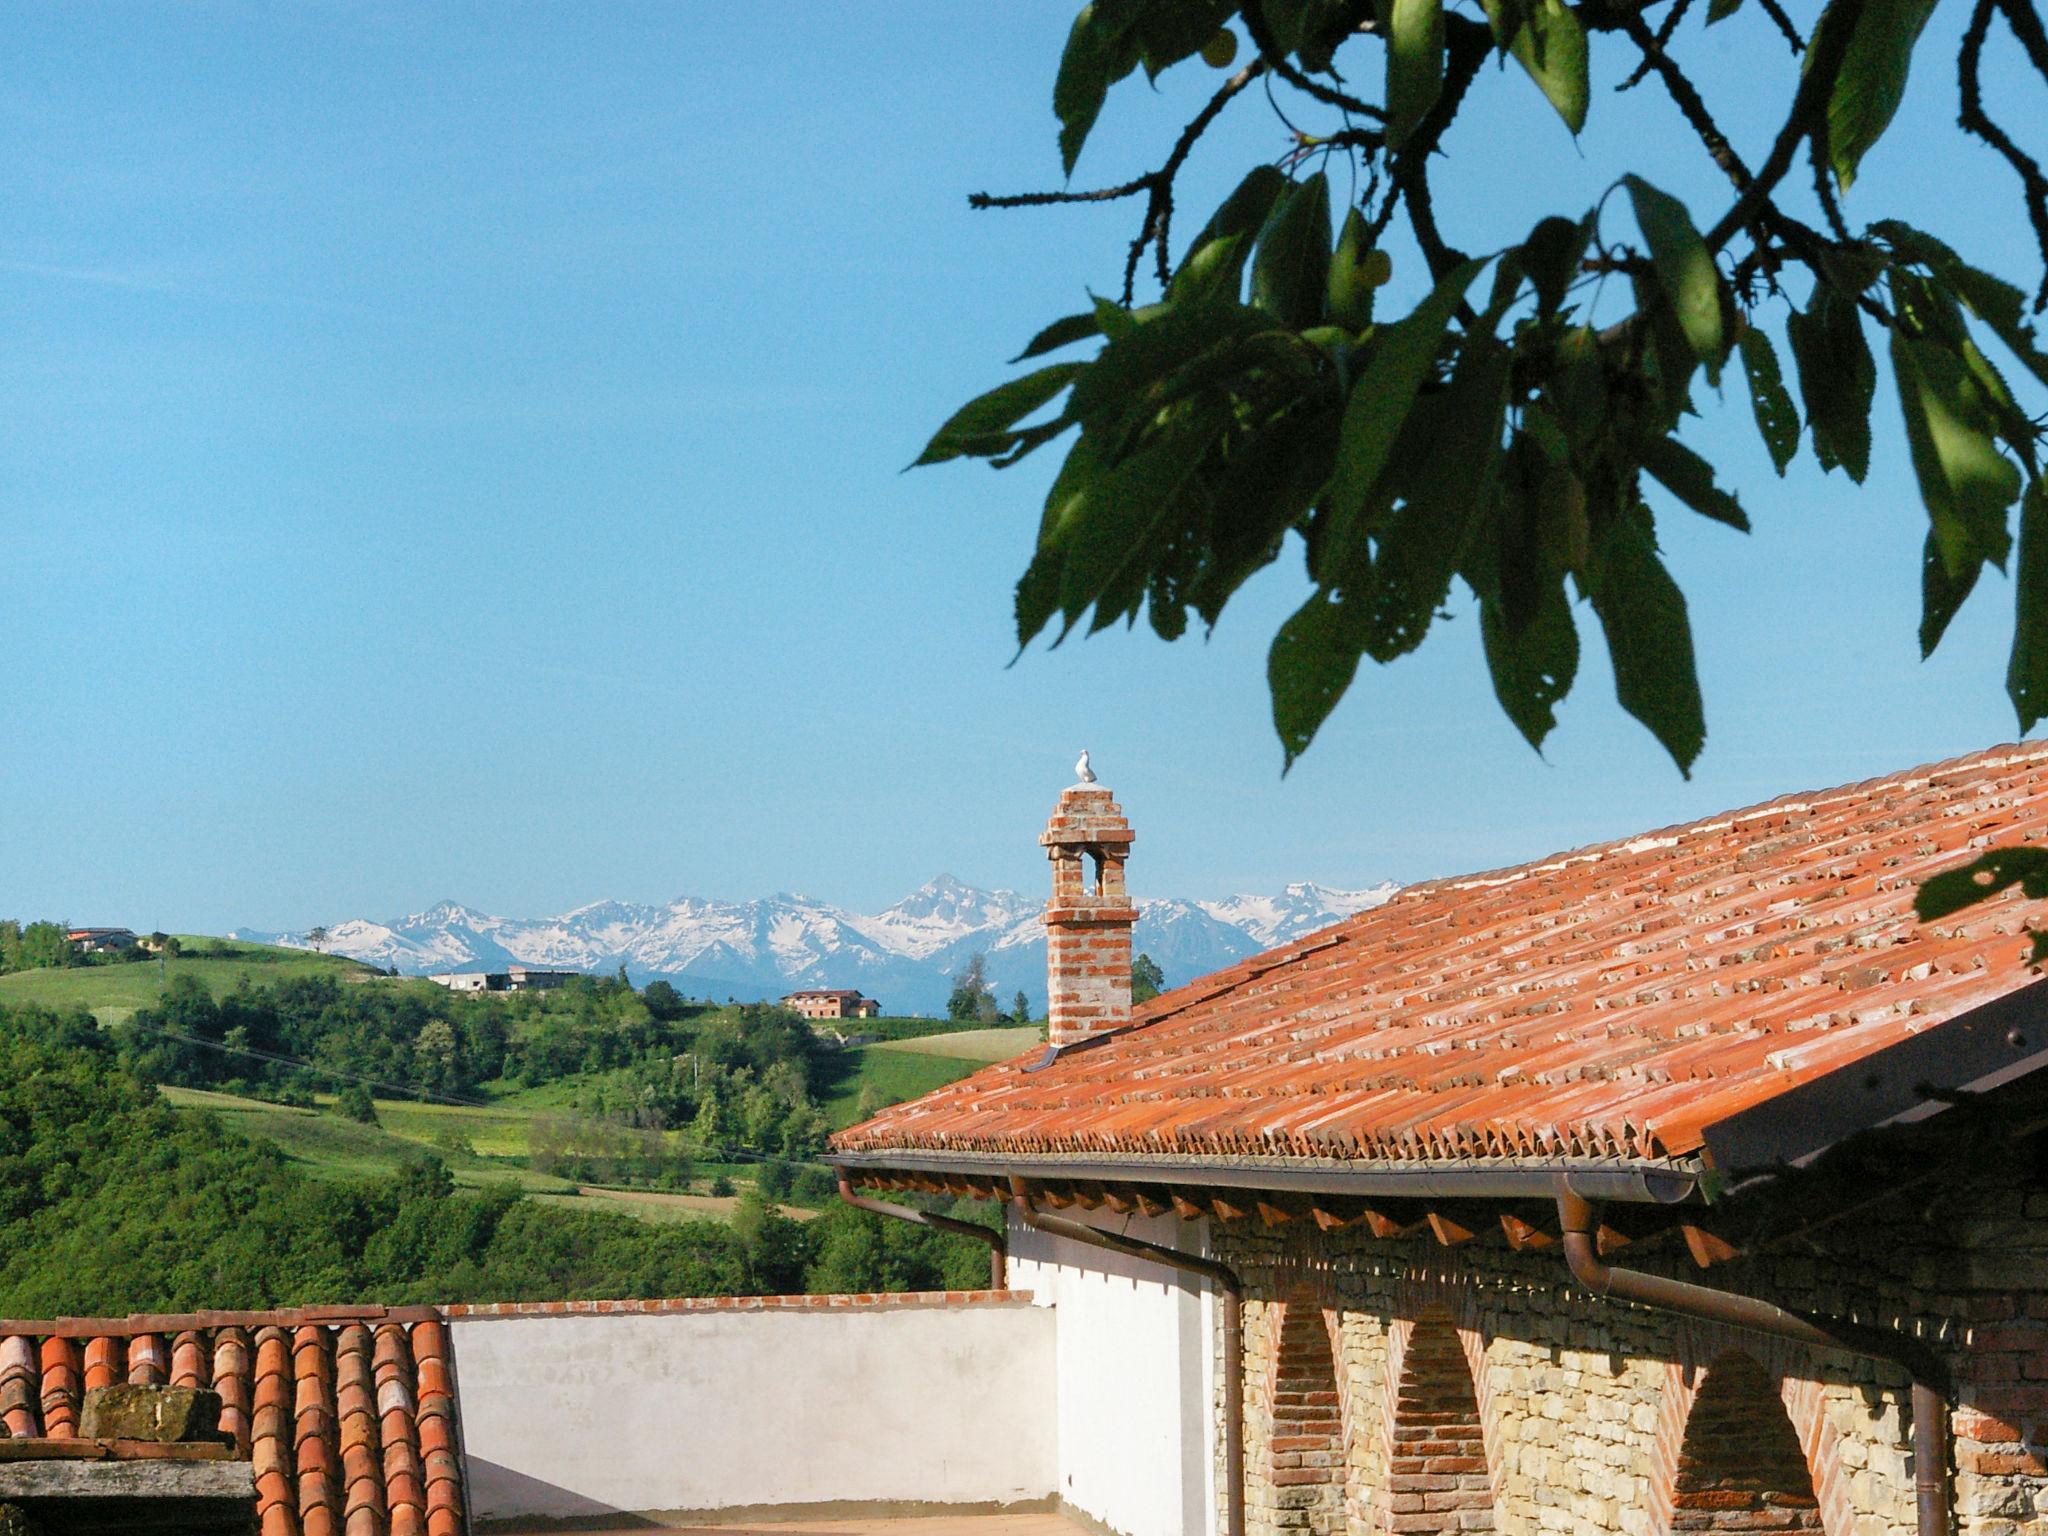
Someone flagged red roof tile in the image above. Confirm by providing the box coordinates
[832,741,2048,1172]
[0,1309,461,1536]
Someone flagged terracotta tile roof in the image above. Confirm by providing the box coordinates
[0,1308,462,1536]
[832,741,2048,1172]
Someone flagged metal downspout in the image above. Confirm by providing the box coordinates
[1007,1175,1246,1536]
[1555,1181,1951,1536]
[835,1172,1007,1290]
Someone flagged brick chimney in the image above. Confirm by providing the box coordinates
[1040,768,1137,1049]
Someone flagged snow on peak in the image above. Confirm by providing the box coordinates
[251,872,1400,1013]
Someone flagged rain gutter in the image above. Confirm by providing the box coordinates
[1005,1175,1245,1536]
[831,1148,1701,1205]
[1555,1178,1951,1536]
[834,1172,1007,1290]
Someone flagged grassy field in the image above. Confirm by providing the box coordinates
[0,939,383,1027]
[868,1026,1039,1061]
[160,1085,817,1226]
[822,1045,984,1129]
[160,1085,574,1192]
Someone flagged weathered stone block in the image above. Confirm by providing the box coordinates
[77,1384,223,1443]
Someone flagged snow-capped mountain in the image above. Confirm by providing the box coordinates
[235,877,1399,1015]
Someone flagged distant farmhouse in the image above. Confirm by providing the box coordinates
[426,964,581,995]
[781,987,881,1020]
[65,926,137,955]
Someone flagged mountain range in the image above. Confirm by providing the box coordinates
[232,876,1400,1015]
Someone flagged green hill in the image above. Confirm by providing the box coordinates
[0,937,384,1026]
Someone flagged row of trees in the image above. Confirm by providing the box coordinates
[943,950,1167,1020]
[0,921,171,974]
[114,973,842,1171]
[0,1000,993,1311]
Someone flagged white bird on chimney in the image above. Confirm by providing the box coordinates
[1075,749,1096,784]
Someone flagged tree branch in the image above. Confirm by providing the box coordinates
[1375,17,1492,282]
[1614,10,1753,195]
[1240,2,1390,123]
[1961,0,2048,307]
[969,61,1267,304]
[1991,0,2048,80]
[1753,0,1807,53]
[1705,0,1866,250]
[1617,0,1698,92]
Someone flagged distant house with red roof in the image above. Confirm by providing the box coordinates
[782,987,881,1020]
[64,926,137,955]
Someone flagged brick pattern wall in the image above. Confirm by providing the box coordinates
[1194,1158,2048,1536]
[1668,1353,1824,1533]
[1379,1315,1496,1535]
[1251,1289,1346,1535]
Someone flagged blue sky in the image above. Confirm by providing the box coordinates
[3,3,2043,931]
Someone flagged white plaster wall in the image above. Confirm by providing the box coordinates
[1008,1209,1220,1536]
[452,1302,1057,1522]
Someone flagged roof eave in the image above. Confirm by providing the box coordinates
[1702,973,2048,1180]
[830,1146,1704,1205]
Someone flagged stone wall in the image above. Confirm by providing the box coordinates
[1206,1156,2048,1536]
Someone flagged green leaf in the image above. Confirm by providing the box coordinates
[1818,0,1938,190]
[1625,176,1725,384]
[1583,507,1706,773]
[1640,436,1750,531]
[1872,220,2048,391]
[1918,531,1982,658]
[1915,845,2048,921]
[2010,480,2048,730]
[1386,0,1445,149]
[1361,339,1512,661]
[1786,288,1874,482]
[1706,0,1743,20]
[1480,581,1578,752]
[1191,402,1339,626]
[1269,588,1364,770]
[1065,301,1267,431]
[1891,331,2021,579]
[1053,414,1224,634]
[915,363,1084,467]
[1467,444,1580,752]
[1132,0,1235,78]
[1054,2,1142,177]
[1012,311,1102,363]
[1170,235,1249,308]
[1251,173,1333,330]
[1326,209,1377,332]
[1172,167,1291,306]
[1327,257,1488,525]
[1736,326,1800,475]
[1481,0,1589,134]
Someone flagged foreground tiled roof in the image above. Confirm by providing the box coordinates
[834,741,2048,1169]
[0,1307,462,1536]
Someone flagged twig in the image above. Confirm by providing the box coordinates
[1378,17,1492,283]
[1614,10,1753,195]
[1618,0,1699,92]
[1754,0,1807,53]
[1706,0,1866,250]
[970,61,1267,305]
[1240,3,1390,123]
[1991,0,2048,79]
[1810,123,1850,243]
[1961,0,2048,307]
[970,180,1151,210]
